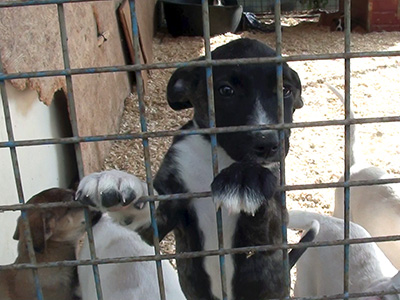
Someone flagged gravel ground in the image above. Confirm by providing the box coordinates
[103,18,400,291]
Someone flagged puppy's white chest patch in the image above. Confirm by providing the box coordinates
[174,135,238,300]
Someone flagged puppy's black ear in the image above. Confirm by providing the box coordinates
[293,90,303,110]
[167,66,203,111]
[286,68,303,109]
[292,70,303,109]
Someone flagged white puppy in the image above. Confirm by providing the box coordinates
[327,85,400,270]
[289,210,400,299]
[78,214,186,300]
[334,164,400,270]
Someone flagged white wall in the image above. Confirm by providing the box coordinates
[0,84,77,264]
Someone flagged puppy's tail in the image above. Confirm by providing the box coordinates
[288,210,320,268]
[288,210,322,231]
[326,84,359,167]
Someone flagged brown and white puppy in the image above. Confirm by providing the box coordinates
[0,188,90,300]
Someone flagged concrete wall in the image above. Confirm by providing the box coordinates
[0,84,77,264]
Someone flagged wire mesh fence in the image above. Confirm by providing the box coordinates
[1,0,400,300]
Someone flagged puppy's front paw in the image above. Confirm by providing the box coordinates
[211,162,277,215]
[75,170,151,230]
[76,170,147,210]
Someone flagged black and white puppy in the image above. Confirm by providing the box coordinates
[76,38,307,300]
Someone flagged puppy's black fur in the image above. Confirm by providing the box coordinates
[167,38,302,163]
[76,38,308,300]
[135,38,306,300]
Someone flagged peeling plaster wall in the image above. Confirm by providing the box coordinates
[0,1,131,174]
[0,84,77,264]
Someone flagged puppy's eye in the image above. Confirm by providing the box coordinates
[218,85,234,97]
[283,86,292,98]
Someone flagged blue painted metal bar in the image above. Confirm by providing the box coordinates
[3,174,400,214]
[275,0,290,299]
[200,1,228,299]
[56,3,84,180]
[2,115,400,149]
[1,50,400,82]
[56,3,103,299]
[2,233,400,270]
[274,0,290,298]
[128,1,166,299]
[0,34,44,300]
[0,1,398,299]
[343,0,352,299]
[83,208,104,300]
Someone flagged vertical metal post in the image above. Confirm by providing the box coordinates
[343,0,352,299]
[129,1,166,299]
[0,41,44,300]
[274,0,290,298]
[201,1,228,299]
[83,208,104,300]
[57,4,103,300]
[56,3,84,179]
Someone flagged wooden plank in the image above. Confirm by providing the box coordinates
[371,23,400,31]
[118,0,155,94]
[135,0,155,65]
[371,0,398,12]
[64,1,131,174]
[371,11,400,25]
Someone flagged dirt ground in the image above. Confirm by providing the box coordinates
[103,18,400,290]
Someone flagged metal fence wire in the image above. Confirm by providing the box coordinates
[1,0,400,300]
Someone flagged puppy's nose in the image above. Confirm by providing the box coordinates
[253,140,279,157]
[252,131,280,158]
